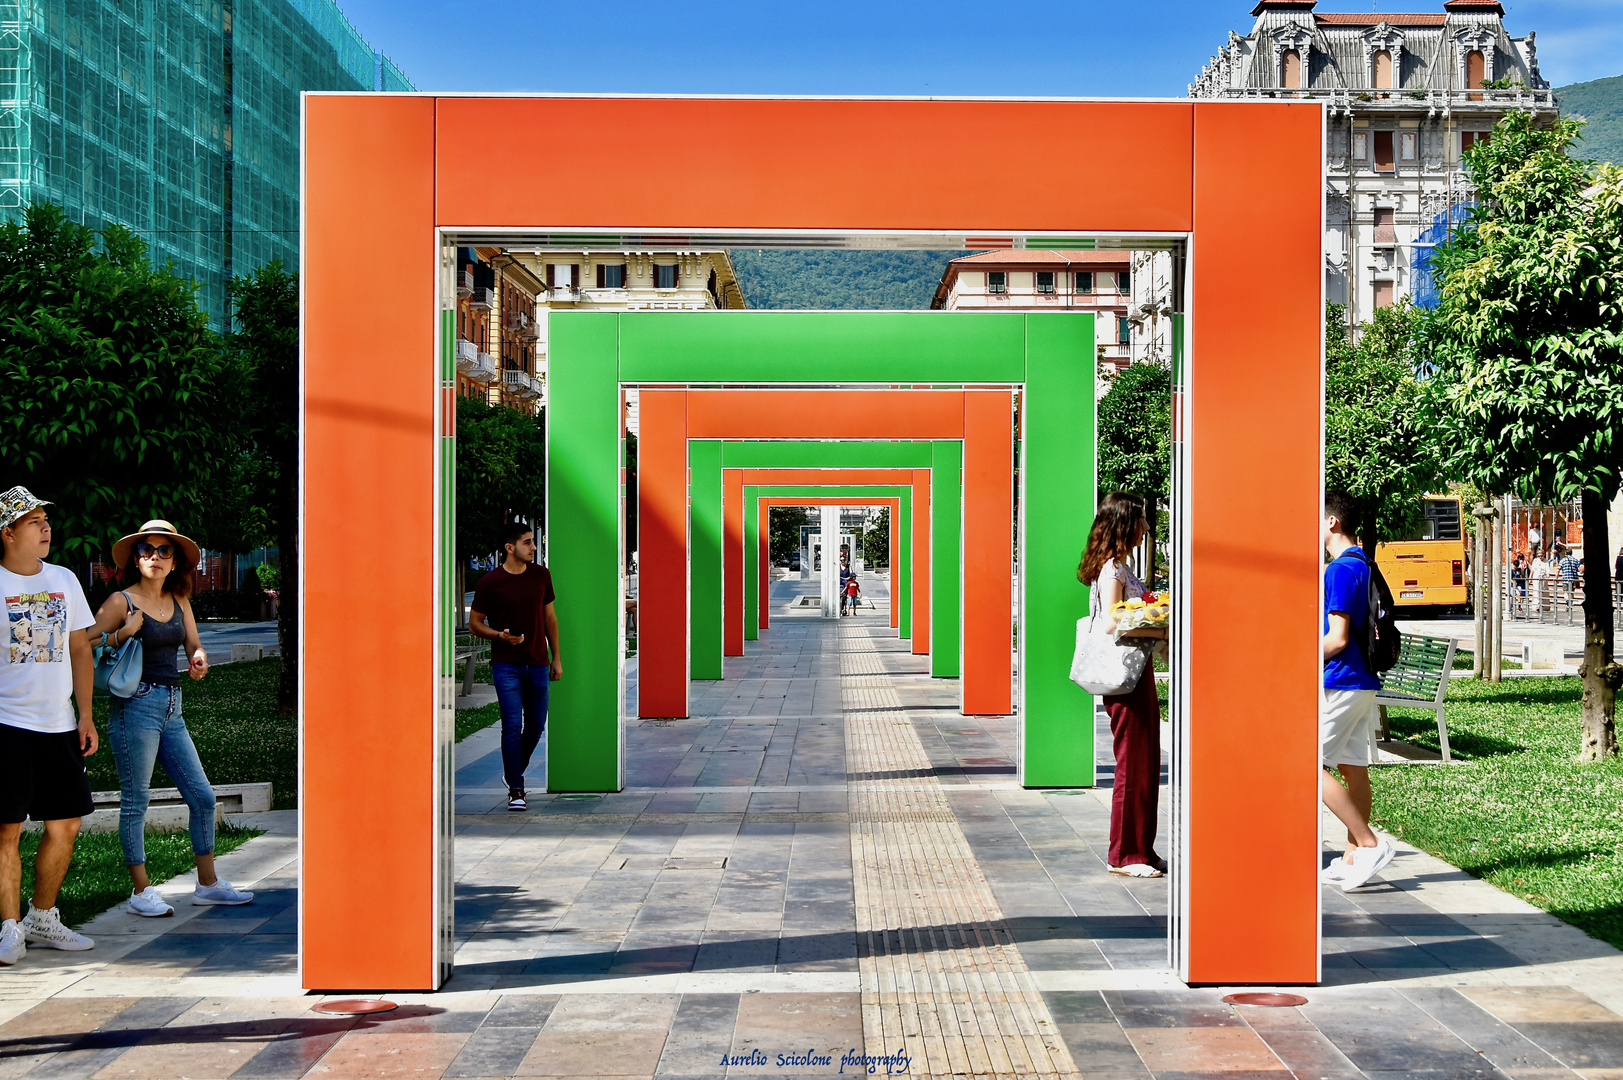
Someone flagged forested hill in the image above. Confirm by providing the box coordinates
[729,250,965,310]
[1557,74,1623,164]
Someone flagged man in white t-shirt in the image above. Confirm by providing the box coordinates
[0,487,98,964]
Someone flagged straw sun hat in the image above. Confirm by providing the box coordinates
[112,519,201,568]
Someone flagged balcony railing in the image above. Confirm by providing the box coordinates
[454,338,479,374]
[472,351,498,384]
[506,309,539,341]
[503,369,540,398]
[457,270,473,299]
[469,287,495,312]
[546,286,581,302]
[1197,86,1557,114]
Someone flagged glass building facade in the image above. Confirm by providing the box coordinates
[0,0,412,326]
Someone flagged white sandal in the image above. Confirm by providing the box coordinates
[1109,863,1164,878]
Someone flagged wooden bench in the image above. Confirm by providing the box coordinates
[455,636,488,697]
[1375,633,1458,762]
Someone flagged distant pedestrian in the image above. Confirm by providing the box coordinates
[92,520,253,917]
[1530,549,1550,611]
[844,574,861,616]
[1615,545,1623,587]
[470,522,561,812]
[1076,492,1166,879]
[0,488,97,965]
[1319,490,1395,892]
[1557,545,1581,584]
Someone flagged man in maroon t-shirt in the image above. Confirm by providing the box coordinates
[470,522,561,811]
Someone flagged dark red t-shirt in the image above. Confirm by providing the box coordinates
[473,564,556,665]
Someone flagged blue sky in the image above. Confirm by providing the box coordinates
[340,0,1622,97]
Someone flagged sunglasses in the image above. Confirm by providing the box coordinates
[135,542,175,559]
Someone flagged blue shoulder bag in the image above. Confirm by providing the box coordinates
[93,591,144,698]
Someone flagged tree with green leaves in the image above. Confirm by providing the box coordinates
[456,394,546,621]
[1324,299,1442,550]
[1096,357,1171,579]
[1423,111,1623,761]
[769,505,810,563]
[0,204,231,565]
[863,507,890,569]
[219,262,300,713]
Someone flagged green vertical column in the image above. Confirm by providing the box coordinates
[1022,313,1097,787]
[744,485,759,641]
[931,440,962,679]
[545,312,624,792]
[689,440,723,679]
[897,490,912,639]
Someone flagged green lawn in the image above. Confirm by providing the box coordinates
[1374,675,1623,950]
[19,825,257,929]
[457,701,500,742]
[86,658,297,811]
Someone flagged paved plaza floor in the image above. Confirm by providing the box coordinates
[3,574,1623,1077]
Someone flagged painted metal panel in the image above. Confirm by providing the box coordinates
[722,442,934,469]
[638,390,689,717]
[963,393,1014,715]
[931,441,963,679]
[689,440,724,680]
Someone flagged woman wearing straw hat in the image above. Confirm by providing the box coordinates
[90,520,253,916]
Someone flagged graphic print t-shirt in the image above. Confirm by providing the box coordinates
[0,560,94,732]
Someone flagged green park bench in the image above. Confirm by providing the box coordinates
[1374,633,1459,763]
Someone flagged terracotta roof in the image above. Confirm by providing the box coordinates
[949,249,1130,266]
[1314,13,1446,25]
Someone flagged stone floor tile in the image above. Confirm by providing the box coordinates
[1122,1026,1290,1074]
[515,1030,667,1077]
[299,1031,468,1078]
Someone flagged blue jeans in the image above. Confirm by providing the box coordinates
[491,662,549,791]
[107,683,216,867]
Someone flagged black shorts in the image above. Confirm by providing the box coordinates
[0,722,95,824]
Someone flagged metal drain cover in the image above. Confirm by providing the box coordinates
[1223,992,1308,1008]
[313,999,398,1015]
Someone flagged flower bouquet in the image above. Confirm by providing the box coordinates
[1110,591,1170,642]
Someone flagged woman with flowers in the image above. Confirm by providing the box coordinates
[1077,493,1168,878]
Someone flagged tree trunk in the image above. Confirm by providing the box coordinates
[274,523,297,716]
[1578,487,1618,761]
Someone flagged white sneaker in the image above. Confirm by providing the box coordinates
[1339,840,1396,891]
[193,879,254,906]
[1321,856,1352,884]
[0,919,24,965]
[128,887,174,918]
[20,905,94,951]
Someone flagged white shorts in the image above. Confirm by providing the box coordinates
[1321,688,1379,768]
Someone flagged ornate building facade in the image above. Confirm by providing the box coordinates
[1190,0,1557,329]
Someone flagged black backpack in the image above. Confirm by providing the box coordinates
[1357,552,1403,674]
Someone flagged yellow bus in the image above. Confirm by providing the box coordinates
[1375,494,1468,610]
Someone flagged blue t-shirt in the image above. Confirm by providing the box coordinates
[1324,548,1381,691]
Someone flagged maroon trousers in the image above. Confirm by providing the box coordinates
[1104,667,1161,868]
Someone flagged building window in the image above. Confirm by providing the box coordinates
[1373,130,1395,172]
[548,263,575,289]
[1281,48,1303,89]
[1461,130,1490,155]
[598,263,626,288]
[1116,271,1131,293]
[1036,271,1055,294]
[1075,272,1093,294]
[1465,50,1486,90]
[1372,49,1393,90]
[1373,206,1395,245]
[654,263,678,289]
[1117,316,1131,345]
[987,271,1007,295]
[1373,280,1395,309]
[1400,131,1418,161]
[1352,131,1368,160]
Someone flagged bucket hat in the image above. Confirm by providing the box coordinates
[113,519,201,568]
[0,486,53,530]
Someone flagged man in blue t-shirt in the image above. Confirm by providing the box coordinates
[1320,490,1395,891]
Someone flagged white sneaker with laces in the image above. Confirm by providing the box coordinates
[1338,839,1396,891]
[0,919,24,965]
[1321,856,1352,884]
[193,879,254,906]
[128,886,175,918]
[20,905,94,951]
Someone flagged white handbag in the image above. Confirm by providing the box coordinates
[1069,583,1151,696]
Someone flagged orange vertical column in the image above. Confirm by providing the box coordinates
[638,390,688,718]
[1187,102,1322,984]
[723,468,745,656]
[912,469,931,656]
[962,392,1013,715]
[302,96,438,991]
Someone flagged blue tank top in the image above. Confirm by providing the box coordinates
[131,594,185,686]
